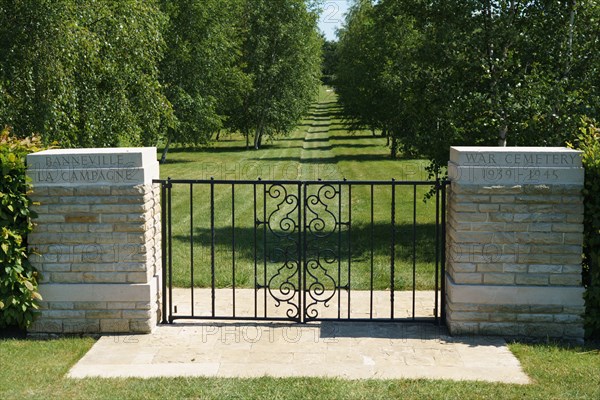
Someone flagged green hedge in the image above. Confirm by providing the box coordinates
[571,119,600,339]
[0,128,43,330]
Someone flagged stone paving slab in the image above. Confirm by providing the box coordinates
[170,289,440,320]
[68,322,530,384]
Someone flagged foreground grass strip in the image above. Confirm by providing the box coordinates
[1,338,598,399]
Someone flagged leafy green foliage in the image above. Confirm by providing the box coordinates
[570,119,600,339]
[0,128,43,330]
[0,1,323,153]
[233,0,323,149]
[160,0,249,150]
[335,1,600,171]
[0,0,173,147]
[321,40,337,85]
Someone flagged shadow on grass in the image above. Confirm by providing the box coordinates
[317,101,339,106]
[303,137,331,143]
[306,129,332,134]
[163,145,251,154]
[158,158,197,165]
[172,222,440,267]
[169,221,441,292]
[332,143,381,149]
[327,128,358,133]
[250,154,389,164]
[278,137,304,142]
[329,134,379,140]
[248,156,332,163]
[162,141,301,156]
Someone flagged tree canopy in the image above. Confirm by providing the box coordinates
[232,0,323,149]
[158,0,249,159]
[0,0,323,151]
[0,0,172,147]
[335,0,600,171]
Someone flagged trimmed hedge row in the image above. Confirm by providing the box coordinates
[0,128,42,330]
[571,119,600,339]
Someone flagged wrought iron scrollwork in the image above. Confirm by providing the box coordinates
[304,184,340,320]
[264,184,301,320]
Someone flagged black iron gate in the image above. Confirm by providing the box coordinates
[157,179,449,324]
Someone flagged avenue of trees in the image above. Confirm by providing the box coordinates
[334,0,600,171]
[0,0,322,155]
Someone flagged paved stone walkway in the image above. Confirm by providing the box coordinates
[68,321,530,384]
[169,289,441,320]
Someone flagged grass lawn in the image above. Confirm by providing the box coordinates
[0,338,598,399]
[160,87,442,293]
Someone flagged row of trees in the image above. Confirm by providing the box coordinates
[335,0,600,171]
[0,0,322,156]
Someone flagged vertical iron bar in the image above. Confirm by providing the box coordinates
[303,183,308,323]
[412,185,417,320]
[391,179,396,319]
[253,184,258,318]
[232,184,236,318]
[337,183,342,319]
[434,181,440,323]
[370,184,374,319]
[167,178,173,323]
[190,184,194,317]
[441,182,448,324]
[161,181,168,324]
[347,183,352,319]
[297,183,302,323]
[263,183,267,318]
[210,178,215,317]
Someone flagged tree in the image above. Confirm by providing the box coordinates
[321,39,338,85]
[0,0,173,147]
[232,0,322,150]
[336,0,417,157]
[335,0,600,171]
[335,0,379,133]
[159,0,249,162]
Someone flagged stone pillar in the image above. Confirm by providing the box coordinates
[26,148,161,334]
[446,147,585,342]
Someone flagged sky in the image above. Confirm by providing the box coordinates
[318,0,351,41]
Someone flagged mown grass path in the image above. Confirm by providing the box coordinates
[160,87,439,290]
[299,89,341,179]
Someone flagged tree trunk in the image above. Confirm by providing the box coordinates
[254,111,267,150]
[245,130,249,150]
[254,126,263,150]
[498,125,508,147]
[390,135,397,159]
[160,136,171,164]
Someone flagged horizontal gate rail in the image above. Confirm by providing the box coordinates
[155,178,444,186]
[156,178,450,324]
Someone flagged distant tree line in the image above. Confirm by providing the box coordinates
[334,0,600,172]
[0,0,322,157]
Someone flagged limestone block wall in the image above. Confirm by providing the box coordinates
[27,148,161,334]
[446,147,585,342]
